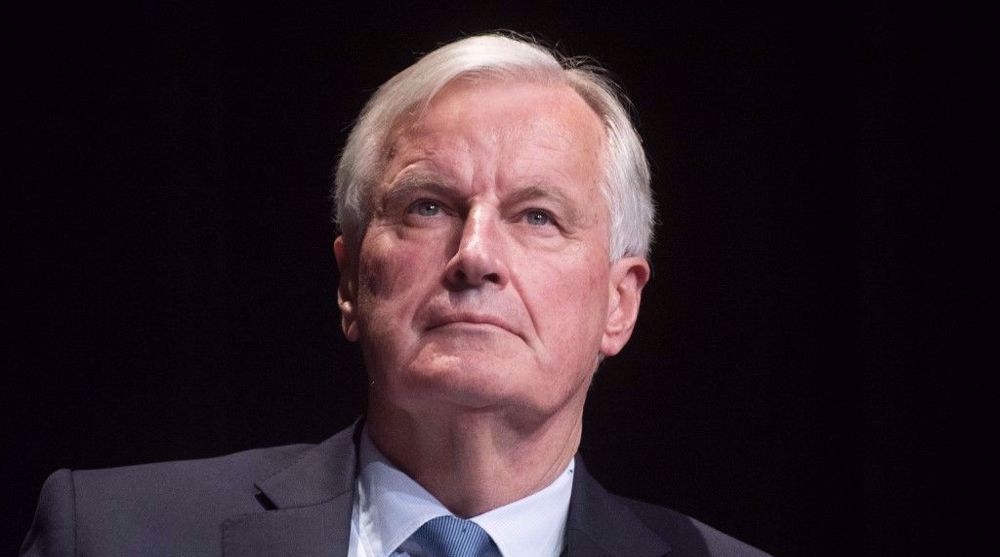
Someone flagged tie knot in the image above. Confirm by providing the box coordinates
[409,515,498,557]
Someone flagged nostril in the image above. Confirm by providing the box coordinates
[446,266,503,288]
[445,238,507,288]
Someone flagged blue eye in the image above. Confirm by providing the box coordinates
[410,200,441,216]
[524,210,552,226]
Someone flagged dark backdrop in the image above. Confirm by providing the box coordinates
[5,3,990,556]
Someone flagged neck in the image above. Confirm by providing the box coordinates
[366,396,583,518]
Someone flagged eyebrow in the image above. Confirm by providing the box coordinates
[380,172,458,209]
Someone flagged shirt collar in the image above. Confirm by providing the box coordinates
[355,427,574,557]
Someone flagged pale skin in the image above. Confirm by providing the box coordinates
[335,79,650,517]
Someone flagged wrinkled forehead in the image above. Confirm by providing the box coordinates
[381,76,607,150]
[384,78,607,163]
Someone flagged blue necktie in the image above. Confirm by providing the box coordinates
[404,515,499,557]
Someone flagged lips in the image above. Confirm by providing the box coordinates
[419,298,527,341]
[429,312,514,333]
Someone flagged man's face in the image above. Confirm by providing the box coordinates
[336,79,648,424]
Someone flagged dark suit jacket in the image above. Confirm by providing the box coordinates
[21,423,772,556]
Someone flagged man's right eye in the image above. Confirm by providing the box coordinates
[408,200,442,217]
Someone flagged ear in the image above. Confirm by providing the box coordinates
[333,236,360,342]
[600,256,650,357]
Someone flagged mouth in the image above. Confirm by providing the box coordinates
[428,313,517,335]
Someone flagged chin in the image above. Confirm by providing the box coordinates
[389,353,522,409]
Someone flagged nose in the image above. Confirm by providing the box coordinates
[444,206,510,289]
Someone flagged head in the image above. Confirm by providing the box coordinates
[332,34,654,427]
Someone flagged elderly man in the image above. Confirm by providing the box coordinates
[22,34,771,557]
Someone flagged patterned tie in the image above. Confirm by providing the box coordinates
[405,515,500,557]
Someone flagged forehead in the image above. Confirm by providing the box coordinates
[383,79,607,189]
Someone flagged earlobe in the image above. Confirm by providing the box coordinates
[333,236,360,342]
[600,257,650,357]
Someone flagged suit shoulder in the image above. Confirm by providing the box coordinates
[23,443,319,556]
[617,496,774,557]
[20,469,76,556]
[72,443,315,550]
[72,441,315,503]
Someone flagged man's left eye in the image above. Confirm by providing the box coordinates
[524,210,553,226]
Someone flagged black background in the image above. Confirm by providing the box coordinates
[4,3,992,556]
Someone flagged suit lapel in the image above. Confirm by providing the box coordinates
[223,423,362,557]
[563,458,671,557]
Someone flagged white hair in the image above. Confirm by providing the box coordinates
[333,33,655,260]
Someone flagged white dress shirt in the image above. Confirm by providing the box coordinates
[347,427,574,557]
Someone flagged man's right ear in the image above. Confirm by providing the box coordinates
[333,236,360,342]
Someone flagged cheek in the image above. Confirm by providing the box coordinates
[356,230,449,327]
[527,257,610,346]
[358,233,417,297]
[354,235,432,369]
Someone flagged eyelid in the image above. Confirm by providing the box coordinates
[384,179,457,209]
[405,197,455,217]
[517,207,560,227]
[406,199,429,213]
[406,198,437,210]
